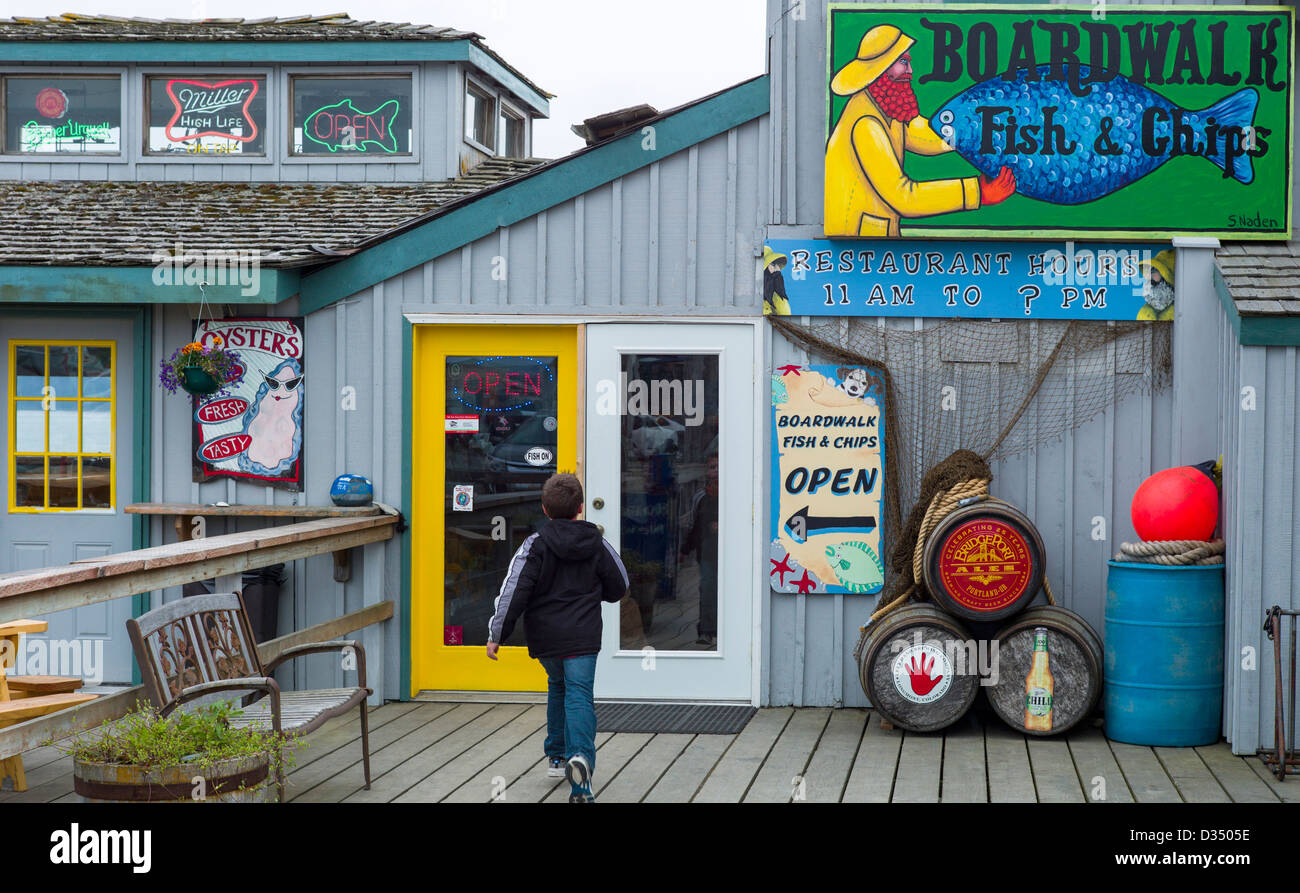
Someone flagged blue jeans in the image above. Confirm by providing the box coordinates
[537,654,597,790]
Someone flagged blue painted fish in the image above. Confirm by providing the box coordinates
[933,65,1259,204]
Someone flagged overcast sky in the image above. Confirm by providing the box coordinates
[8,0,769,157]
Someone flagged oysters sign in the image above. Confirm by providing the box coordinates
[192,318,305,491]
[825,5,1294,238]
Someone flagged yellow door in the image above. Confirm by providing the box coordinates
[411,325,578,694]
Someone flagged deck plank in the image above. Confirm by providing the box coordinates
[841,712,903,802]
[744,707,832,802]
[393,705,549,803]
[1245,755,1300,802]
[1067,726,1134,803]
[289,702,464,802]
[599,733,694,803]
[1027,738,1085,802]
[985,722,1037,802]
[541,732,653,803]
[1154,746,1230,804]
[693,707,792,803]
[342,703,522,802]
[1109,741,1182,803]
[496,731,615,803]
[644,733,734,803]
[442,727,548,803]
[797,708,867,803]
[287,702,422,774]
[892,732,943,802]
[941,713,987,803]
[1195,742,1280,803]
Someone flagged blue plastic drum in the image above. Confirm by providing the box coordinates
[1104,561,1225,746]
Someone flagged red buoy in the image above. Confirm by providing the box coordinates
[1131,466,1219,541]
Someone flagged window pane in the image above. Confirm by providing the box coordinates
[466,88,495,148]
[503,112,525,158]
[82,457,112,508]
[49,345,78,398]
[82,346,112,397]
[292,76,413,155]
[48,456,78,507]
[14,457,44,507]
[82,402,111,453]
[49,400,78,452]
[15,345,44,397]
[5,76,122,154]
[147,76,266,155]
[14,403,44,452]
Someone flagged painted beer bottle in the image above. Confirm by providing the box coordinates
[1023,627,1054,731]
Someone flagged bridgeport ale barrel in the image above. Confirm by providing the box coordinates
[858,604,980,732]
[921,500,1046,622]
[986,606,1103,737]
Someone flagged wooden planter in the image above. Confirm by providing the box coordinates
[73,753,273,803]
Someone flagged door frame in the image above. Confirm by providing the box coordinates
[400,314,764,705]
[0,304,153,679]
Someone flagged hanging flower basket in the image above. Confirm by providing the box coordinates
[160,338,242,400]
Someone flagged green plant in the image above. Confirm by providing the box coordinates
[158,337,242,397]
[61,701,302,780]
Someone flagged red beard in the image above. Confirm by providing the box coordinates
[867,76,920,123]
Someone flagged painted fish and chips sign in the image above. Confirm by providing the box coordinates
[826,5,1294,238]
[770,364,885,595]
[192,318,305,491]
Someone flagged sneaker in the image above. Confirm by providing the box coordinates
[566,753,593,800]
[547,758,565,778]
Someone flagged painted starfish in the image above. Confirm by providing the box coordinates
[777,364,803,377]
[792,570,817,594]
[770,554,795,587]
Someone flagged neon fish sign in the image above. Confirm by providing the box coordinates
[303,98,400,153]
[164,78,260,144]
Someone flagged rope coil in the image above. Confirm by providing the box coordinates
[1115,539,1225,565]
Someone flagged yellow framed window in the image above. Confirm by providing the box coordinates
[9,341,115,512]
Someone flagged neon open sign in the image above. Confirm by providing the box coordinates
[303,99,401,153]
[451,356,554,413]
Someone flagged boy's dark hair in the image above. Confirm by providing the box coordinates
[542,473,583,520]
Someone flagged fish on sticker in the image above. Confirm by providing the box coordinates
[303,98,400,153]
[933,65,1261,204]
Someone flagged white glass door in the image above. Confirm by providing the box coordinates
[585,323,756,702]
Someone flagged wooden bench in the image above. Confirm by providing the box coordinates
[0,620,97,791]
[126,592,372,802]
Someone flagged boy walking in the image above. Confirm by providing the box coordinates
[486,473,629,802]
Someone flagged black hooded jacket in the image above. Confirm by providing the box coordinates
[487,519,629,658]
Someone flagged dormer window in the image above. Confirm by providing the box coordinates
[145,74,266,156]
[291,74,414,156]
[2,75,122,155]
[500,103,526,158]
[465,79,496,153]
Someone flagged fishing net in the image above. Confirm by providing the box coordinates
[770,315,1174,572]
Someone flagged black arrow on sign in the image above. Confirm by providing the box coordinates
[784,506,877,544]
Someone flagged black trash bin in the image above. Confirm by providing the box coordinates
[182,564,286,643]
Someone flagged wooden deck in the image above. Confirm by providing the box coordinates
[5,702,1296,803]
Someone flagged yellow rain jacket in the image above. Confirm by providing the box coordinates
[825,91,981,237]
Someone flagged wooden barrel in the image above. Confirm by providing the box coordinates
[921,500,1046,622]
[73,754,272,803]
[859,604,980,732]
[986,606,1103,737]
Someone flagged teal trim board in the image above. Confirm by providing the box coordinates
[400,318,413,701]
[1214,265,1300,347]
[0,40,549,115]
[298,75,770,314]
[0,266,299,305]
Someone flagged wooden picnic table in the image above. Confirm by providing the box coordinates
[0,619,97,791]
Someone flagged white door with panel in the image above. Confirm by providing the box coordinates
[1,317,135,683]
[585,323,756,702]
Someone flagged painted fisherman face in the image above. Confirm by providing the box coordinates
[1144,272,1175,313]
[868,53,921,123]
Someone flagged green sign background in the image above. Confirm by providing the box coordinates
[827,4,1295,238]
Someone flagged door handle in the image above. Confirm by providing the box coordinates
[592,497,605,510]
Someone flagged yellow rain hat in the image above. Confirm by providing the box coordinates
[831,25,915,96]
[1140,248,1176,285]
[762,245,787,270]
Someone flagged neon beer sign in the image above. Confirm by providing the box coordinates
[164,79,260,144]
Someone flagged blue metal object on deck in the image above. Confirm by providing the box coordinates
[1104,561,1225,746]
[330,474,374,507]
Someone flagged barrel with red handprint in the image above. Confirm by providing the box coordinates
[922,500,1047,622]
[858,604,980,732]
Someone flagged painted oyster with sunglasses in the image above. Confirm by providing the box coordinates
[238,358,304,477]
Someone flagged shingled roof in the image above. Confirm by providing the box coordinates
[1217,241,1300,317]
[0,156,542,268]
[0,12,549,98]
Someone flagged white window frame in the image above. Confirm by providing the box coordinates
[0,68,128,161]
[463,74,497,155]
[498,97,528,159]
[283,66,420,163]
[138,67,274,164]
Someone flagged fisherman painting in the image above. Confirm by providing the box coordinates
[825,25,1016,237]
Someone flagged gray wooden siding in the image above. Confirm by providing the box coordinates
[0,61,531,183]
